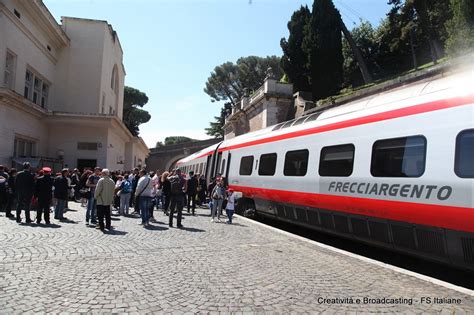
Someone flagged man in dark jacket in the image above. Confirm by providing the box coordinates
[35,167,54,224]
[197,174,207,207]
[15,162,35,223]
[54,168,69,221]
[0,165,9,215]
[169,168,186,228]
[186,171,198,215]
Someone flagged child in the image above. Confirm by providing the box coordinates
[225,188,235,224]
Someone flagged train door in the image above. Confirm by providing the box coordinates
[205,142,223,184]
[225,152,231,181]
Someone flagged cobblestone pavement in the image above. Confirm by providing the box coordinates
[1,202,473,314]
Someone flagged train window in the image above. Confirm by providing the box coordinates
[319,144,355,177]
[284,149,309,176]
[455,129,474,178]
[258,153,277,176]
[281,119,295,129]
[304,112,322,123]
[371,136,426,177]
[239,156,254,175]
[292,116,307,127]
[272,122,285,131]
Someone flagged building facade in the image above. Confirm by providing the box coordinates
[223,76,294,140]
[0,0,149,171]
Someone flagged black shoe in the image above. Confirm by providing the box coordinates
[177,224,183,228]
[45,221,50,225]
[25,219,33,224]
[169,224,173,227]
[6,213,14,218]
[36,221,41,224]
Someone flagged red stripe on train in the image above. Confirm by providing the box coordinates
[230,185,474,233]
[218,95,474,153]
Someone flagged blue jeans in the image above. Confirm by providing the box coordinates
[55,199,66,219]
[226,209,234,223]
[139,196,153,224]
[86,197,97,223]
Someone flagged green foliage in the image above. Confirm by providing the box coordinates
[123,86,150,136]
[164,136,197,146]
[302,0,343,101]
[204,56,281,137]
[446,0,474,55]
[373,0,452,76]
[205,102,232,138]
[204,56,282,106]
[280,5,311,92]
[342,21,378,88]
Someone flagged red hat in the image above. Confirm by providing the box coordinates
[227,188,234,193]
[42,167,52,173]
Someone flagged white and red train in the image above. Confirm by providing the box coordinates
[177,69,474,271]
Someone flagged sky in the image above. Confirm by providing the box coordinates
[44,0,391,148]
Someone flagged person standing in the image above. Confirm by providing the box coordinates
[15,162,35,223]
[70,168,80,202]
[225,189,235,224]
[85,167,101,226]
[94,169,115,231]
[135,169,154,226]
[168,168,186,228]
[197,174,207,207]
[53,168,69,221]
[186,171,198,215]
[161,171,171,216]
[5,168,17,218]
[118,174,132,215]
[78,170,91,207]
[0,165,9,216]
[130,168,140,214]
[35,167,54,224]
[210,179,225,222]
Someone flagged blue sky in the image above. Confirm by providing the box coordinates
[44,0,391,148]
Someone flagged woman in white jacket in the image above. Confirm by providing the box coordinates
[135,169,155,226]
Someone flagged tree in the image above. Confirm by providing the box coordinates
[164,136,197,146]
[302,0,344,101]
[280,5,312,92]
[123,86,150,136]
[204,56,282,106]
[204,56,281,137]
[446,0,474,55]
[342,21,378,88]
[205,102,232,138]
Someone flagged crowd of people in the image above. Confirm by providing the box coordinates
[0,163,236,231]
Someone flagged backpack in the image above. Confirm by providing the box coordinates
[121,180,132,194]
[169,176,183,195]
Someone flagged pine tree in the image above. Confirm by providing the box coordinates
[302,0,343,101]
[280,5,311,92]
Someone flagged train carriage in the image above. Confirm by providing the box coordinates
[177,68,474,271]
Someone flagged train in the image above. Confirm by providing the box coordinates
[176,68,474,271]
